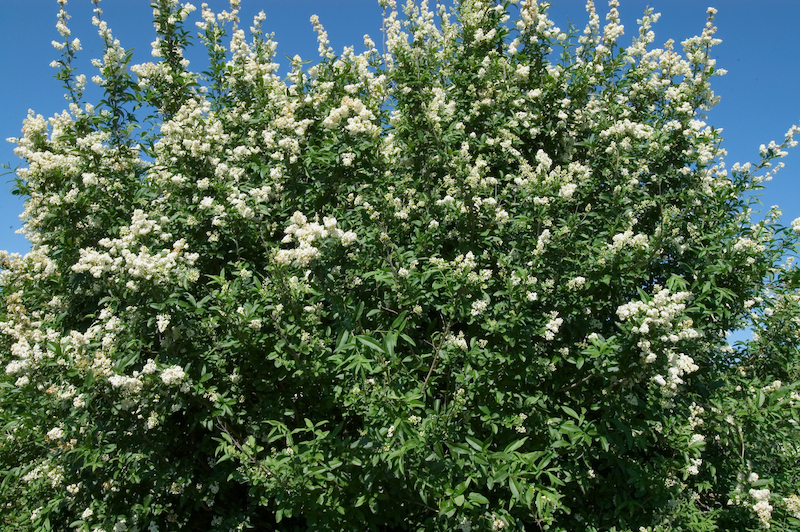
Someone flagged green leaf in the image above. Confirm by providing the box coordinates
[469,492,490,505]
[335,332,352,354]
[447,443,470,455]
[561,406,580,420]
[504,437,528,454]
[384,331,397,359]
[465,435,483,451]
[391,311,408,332]
[509,477,523,500]
[356,335,385,354]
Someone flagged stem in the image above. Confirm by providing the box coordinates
[421,316,451,394]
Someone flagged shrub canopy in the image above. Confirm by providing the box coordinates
[2,1,800,531]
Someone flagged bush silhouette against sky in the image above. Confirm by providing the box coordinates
[1,1,798,255]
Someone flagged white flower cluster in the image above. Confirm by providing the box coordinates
[323,96,379,137]
[108,374,144,395]
[783,494,800,519]
[542,311,563,341]
[749,488,772,529]
[617,287,699,393]
[22,462,64,488]
[761,380,782,394]
[160,365,186,386]
[617,288,693,336]
[426,87,457,129]
[600,118,654,143]
[490,515,506,531]
[142,359,158,374]
[606,230,649,254]
[686,457,702,476]
[534,229,551,256]
[156,314,171,334]
[558,183,577,198]
[430,253,493,296]
[516,0,558,40]
[445,331,469,352]
[566,276,586,290]
[688,402,704,429]
[274,211,356,267]
[130,61,183,91]
[146,411,159,430]
[0,286,62,387]
[46,427,65,441]
[72,210,199,285]
[732,237,766,259]
[155,97,229,161]
[470,298,489,316]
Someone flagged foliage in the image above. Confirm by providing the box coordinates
[2,0,800,530]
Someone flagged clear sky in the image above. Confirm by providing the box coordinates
[1,0,799,257]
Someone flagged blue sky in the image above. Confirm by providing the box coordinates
[1,0,799,257]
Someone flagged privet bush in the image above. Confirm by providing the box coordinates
[2,0,800,530]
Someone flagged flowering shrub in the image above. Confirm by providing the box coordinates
[2,0,800,530]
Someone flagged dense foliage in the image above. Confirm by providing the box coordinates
[2,0,800,530]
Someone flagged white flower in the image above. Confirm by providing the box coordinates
[686,458,702,476]
[783,494,800,519]
[108,375,143,395]
[73,394,86,408]
[142,359,158,374]
[340,231,357,246]
[156,314,170,333]
[447,332,469,351]
[566,276,586,290]
[6,359,29,375]
[46,427,65,440]
[750,488,773,528]
[689,433,705,445]
[146,411,159,430]
[559,183,578,198]
[471,299,489,316]
[542,312,563,341]
[160,365,186,386]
